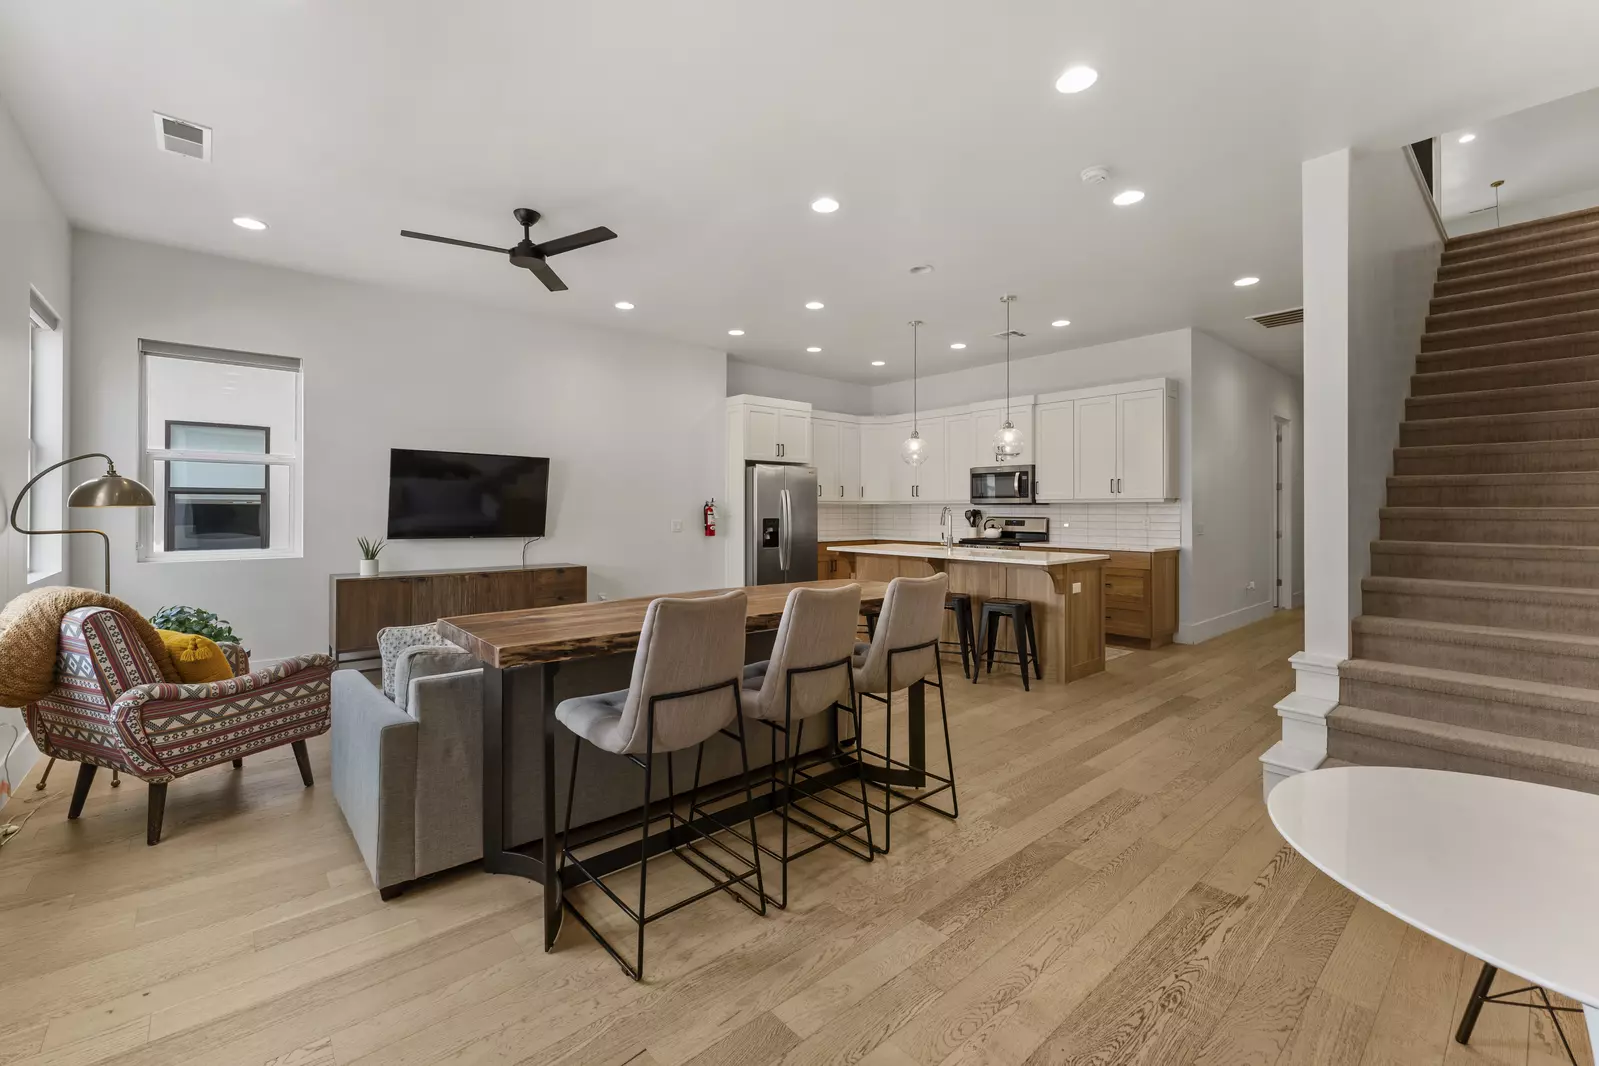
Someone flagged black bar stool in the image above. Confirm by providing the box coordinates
[943,592,975,680]
[976,598,1042,691]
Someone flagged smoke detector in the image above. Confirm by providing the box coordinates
[153,112,211,161]
[1080,165,1110,185]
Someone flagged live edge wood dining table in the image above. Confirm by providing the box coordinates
[438,578,922,952]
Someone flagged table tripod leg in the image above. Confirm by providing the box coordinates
[1455,961,1498,1045]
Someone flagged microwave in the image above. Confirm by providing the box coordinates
[970,464,1035,504]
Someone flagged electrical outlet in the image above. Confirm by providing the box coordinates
[1246,580,1257,591]
[670,519,683,533]
[595,593,608,601]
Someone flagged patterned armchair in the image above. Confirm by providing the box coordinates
[23,606,333,844]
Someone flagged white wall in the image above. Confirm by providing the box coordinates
[1189,330,1304,641]
[726,358,872,415]
[0,94,70,803]
[71,231,729,659]
[1446,183,1599,236]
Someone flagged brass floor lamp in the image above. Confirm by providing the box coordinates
[8,453,155,791]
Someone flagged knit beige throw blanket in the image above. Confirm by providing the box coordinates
[0,587,181,707]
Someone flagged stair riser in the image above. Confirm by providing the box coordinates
[1444,221,1599,261]
[1353,630,1599,688]
[1380,513,1599,545]
[1426,290,1599,332]
[1406,385,1599,420]
[1431,273,1599,317]
[1417,334,1599,372]
[1434,251,1599,299]
[1448,209,1599,251]
[1440,233,1599,278]
[1410,356,1599,397]
[1421,311,1599,353]
[1385,483,1599,507]
[1400,412,1599,447]
[1341,676,1599,747]
[1325,728,1599,794]
[1363,589,1599,634]
[1371,551,1599,588]
[1393,445,1599,475]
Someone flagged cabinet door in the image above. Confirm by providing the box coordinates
[1075,395,1118,500]
[943,414,977,501]
[859,423,898,502]
[1034,402,1075,501]
[973,406,1033,465]
[778,410,810,462]
[1117,389,1167,499]
[811,419,840,502]
[744,406,780,461]
[883,421,915,501]
[839,421,861,501]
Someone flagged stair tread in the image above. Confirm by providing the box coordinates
[1342,658,1599,709]
[1412,353,1599,392]
[1380,504,1599,516]
[1427,289,1599,328]
[1431,269,1599,312]
[1387,470,1599,485]
[1414,329,1599,366]
[1364,574,1599,601]
[1407,379,1599,407]
[1370,539,1599,559]
[1434,254,1599,299]
[1441,232,1599,275]
[1445,219,1599,261]
[1354,614,1599,655]
[1423,309,1599,349]
[1330,705,1599,775]
[1395,437,1599,454]
[1447,204,1599,248]
[1402,405,1599,427]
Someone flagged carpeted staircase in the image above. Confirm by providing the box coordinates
[1328,204,1599,793]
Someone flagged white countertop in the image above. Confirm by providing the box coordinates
[829,542,1110,566]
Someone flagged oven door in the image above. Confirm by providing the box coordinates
[970,465,1034,504]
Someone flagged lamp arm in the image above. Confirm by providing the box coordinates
[7,452,118,595]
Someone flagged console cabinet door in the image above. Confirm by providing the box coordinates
[1034,401,1075,501]
[1075,395,1118,501]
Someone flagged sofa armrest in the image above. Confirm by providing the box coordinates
[406,669,485,878]
[330,670,419,890]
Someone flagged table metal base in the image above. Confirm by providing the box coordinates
[1456,961,1586,1065]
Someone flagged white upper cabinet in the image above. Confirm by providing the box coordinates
[1034,401,1076,501]
[859,421,901,502]
[1062,379,1176,501]
[839,421,861,502]
[905,417,946,500]
[729,396,813,462]
[777,410,810,463]
[1074,395,1119,500]
[743,406,781,461]
[811,418,841,501]
[943,413,977,502]
[1116,389,1169,499]
[973,405,1034,466]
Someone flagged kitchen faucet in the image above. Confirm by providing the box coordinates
[939,506,955,548]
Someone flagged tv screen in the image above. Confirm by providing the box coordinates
[386,449,549,539]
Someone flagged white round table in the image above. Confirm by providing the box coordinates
[1268,766,1599,1063]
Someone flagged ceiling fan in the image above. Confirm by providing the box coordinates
[400,208,617,292]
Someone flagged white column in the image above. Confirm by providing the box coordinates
[1262,149,1353,796]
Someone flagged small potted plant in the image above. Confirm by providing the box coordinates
[357,536,386,577]
[148,606,243,647]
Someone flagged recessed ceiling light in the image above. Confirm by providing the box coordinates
[1054,66,1099,94]
[1112,189,1144,206]
[1051,319,1070,327]
[806,346,822,353]
[949,342,967,350]
[1233,276,1260,287]
[727,329,745,336]
[614,301,635,310]
[811,196,839,213]
[1458,133,1476,144]
[871,360,886,367]
[232,216,267,231]
[805,301,824,310]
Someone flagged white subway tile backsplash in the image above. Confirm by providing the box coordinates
[816,500,1182,551]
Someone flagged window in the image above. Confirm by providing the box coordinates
[26,291,64,581]
[140,341,302,560]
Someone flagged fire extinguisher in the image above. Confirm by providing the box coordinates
[703,499,717,537]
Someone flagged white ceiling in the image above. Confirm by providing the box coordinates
[1441,86,1599,222]
[2,2,1597,383]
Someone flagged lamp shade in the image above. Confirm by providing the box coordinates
[68,473,156,508]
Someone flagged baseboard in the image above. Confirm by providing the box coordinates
[1292,590,1305,608]
[1174,599,1277,645]
[0,719,41,816]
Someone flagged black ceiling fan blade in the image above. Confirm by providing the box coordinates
[399,230,508,254]
[536,226,618,257]
[525,258,569,292]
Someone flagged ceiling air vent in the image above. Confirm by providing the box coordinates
[153,113,211,161]
[1250,306,1304,329]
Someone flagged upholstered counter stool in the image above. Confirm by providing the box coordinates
[852,573,958,853]
[700,583,873,910]
[976,597,1041,692]
[553,591,766,981]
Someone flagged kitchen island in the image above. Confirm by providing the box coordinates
[830,543,1109,683]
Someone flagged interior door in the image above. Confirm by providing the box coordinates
[1075,395,1118,500]
[1117,389,1167,499]
[778,410,810,461]
[943,414,976,500]
[909,417,946,499]
[1034,401,1075,501]
[811,419,839,502]
[840,421,861,501]
[745,406,779,461]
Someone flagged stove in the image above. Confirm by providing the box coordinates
[958,515,1049,547]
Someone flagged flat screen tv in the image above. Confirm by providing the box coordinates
[387,448,549,539]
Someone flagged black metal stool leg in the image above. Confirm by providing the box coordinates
[1456,961,1498,1045]
[1025,606,1041,680]
[1014,616,1030,692]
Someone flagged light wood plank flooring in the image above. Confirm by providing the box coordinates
[0,610,1590,1065]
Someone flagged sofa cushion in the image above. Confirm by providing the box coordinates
[378,623,442,700]
[393,644,480,713]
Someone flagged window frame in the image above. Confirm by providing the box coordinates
[162,419,273,553]
[26,294,65,584]
[138,340,304,563]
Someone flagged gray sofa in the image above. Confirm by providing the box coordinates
[330,624,810,898]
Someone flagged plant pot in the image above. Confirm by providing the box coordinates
[359,559,380,577]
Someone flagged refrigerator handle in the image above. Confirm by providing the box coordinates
[779,488,792,571]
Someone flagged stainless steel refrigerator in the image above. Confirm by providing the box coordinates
[744,463,818,585]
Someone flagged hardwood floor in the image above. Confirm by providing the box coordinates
[0,609,1590,1065]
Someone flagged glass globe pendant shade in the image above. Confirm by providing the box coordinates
[993,420,1025,460]
[901,429,928,466]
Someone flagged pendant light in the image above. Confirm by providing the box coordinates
[901,319,928,466]
[993,293,1025,461]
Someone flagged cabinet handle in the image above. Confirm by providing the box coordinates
[1109,478,1113,495]
[817,484,822,498]
[839,485,844,498]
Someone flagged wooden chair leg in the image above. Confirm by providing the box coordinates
[67,763,97,819]
[291,740,314,787]
[147,782,168,846]
[232,759,244,769]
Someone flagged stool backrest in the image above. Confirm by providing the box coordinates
[751,583,861,720]
[853,573,948,693]
[617,590,748,753]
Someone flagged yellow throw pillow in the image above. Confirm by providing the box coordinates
[155,630,235,684]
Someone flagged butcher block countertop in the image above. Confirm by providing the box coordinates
[829,542,1110,566]
[437,578,887,670]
